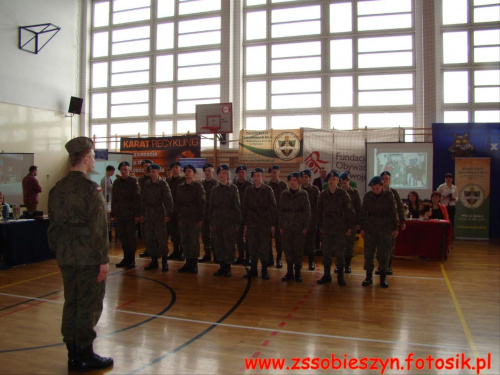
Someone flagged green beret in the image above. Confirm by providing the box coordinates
[65,137,93,156]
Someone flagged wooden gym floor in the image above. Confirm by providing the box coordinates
[0,238,498,375]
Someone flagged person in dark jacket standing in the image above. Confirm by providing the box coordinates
[166,161,186,260]
[48,137,113,372]
[138,159,152,258]
[210,164,241,277]
[266,165,288,268]
[300,169,320,270]
[22,165,42,211]
[233,165,252,265]
[112,161,141,269]
[177,164,206,274]
[360,176,398,288]
[279,172,311,282]
[200,163,218,263]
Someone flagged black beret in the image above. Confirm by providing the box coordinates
[170,161,182,168]
[118,161,131,169]
[300,169,312,177]
[141,159,153,166]
[369,176,383,186]
[380,171,391,177]
[183,164,196,173]
[235,165,248,173]
[216,164,230,174]
[287,172,300,180]
[326,170,340,180]
[203,163,214,171]
[65,137,93,156]
[268,164,280,173]
[147,164,160,172]
[251,167,264,177]
[339,172,350,181]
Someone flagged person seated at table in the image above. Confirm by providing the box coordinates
[406,191,421,219]
[0,191,10,219]
[420,203,432,220]
[429,191,449,221]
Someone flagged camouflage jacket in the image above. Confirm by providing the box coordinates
[302,184,320,226]
[167,175,186,203]
[141,179,173,219]
[242,184,277,228]
[278,188,311,231]
[267,179,288,206]
[209,182,241,228]
[343,186,362,226]
[388,187,406,226]
[111,176,141,218]
[233,179,252,202]
[138,175,151,193]
[48,171,109,266]
[317,188,355,233]
[202,178,218,211]
[177,181,206,223]
[360,189,398,233]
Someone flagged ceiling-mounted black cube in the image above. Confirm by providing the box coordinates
[68,97,83,115]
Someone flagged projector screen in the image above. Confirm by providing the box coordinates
[366,143,433,200]
[0,153,35,206]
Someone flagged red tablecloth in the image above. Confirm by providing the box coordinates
[394,220,452,260]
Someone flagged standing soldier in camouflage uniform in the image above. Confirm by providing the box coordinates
[242,167,277,280]
[112,161,141,269]
[300,169,320,270]
[377,170,406,275]
[279,172,311,282]
[337,171,362,274]
[360,176,398,288]
[210,164,241,277]
[177,164,206,274]
[141,164,173,272]
[48,137,113,372]
[138,159,152,258]
[166,161,186,260]
[200,163,218,263]
[317,171,355,286]
[233,165,252,265]
[266,165,288,268]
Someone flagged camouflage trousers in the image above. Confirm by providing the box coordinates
[201,217,213,255]
[345,225,357,259]
[269,227,283,259]
[321,230,346,269]
[60,265,105,347]
[364,231,392,273]
[304,223,317,257]
[281,229,305,266]
[246,225,272,266]
[212,226,237,265]
[168,214,181,254]
[145,213,168,257]
[179,221,200,259]
[235,222,248,260]
[115,215,137,262]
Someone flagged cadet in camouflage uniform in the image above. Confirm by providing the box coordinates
[267,165,288,268]
[377,170,406,275]
[300,169,320,271]
[166,161,186,260]
[360,176,398,288]
[242,167,277,280]
[138,159,152,258]
[337,172,362,274]
[200,163,218,263]
[176,164,206,274]
[279,172,311,283]
[317,171,355,286]
[48,137,113,372]
[210,164,241,277]
[112,161,141,269]
[233,165,252,264]
[141,164,173,272]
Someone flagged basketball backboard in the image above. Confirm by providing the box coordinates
[195,103,233,134]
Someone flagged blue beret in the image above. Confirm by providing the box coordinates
[183,164,196,173]
[369,176,383,186]
[141,159,153,166]
[287,172,300,180]
[147,164,161,172]
[170,161,182,168]
[339,172,350,181]
[235,165,248,173]
[380,171,391,177]
[268,165,280,173]
[203,163,214,171]
[300,169,312,177]
[118,161,131,169]
[216,164,230,174]
[326,170,340,180]
[251,167,264,177]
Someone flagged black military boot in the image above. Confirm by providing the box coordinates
[75,345,113,372]
[380,272,389,288]
[317,266,332,284]
[66,342,77,371]
[308,254,315,270]
[144,256,159,271]
[268,249,275,267]
[387,259,393,275]
[139,250,150,258]
[276,251,283,268]
[374,268,381,275]
[178,259,190,273]
[261,263,270,280]
[334,265,339,273]
[224,264,232,277]
[282,262,294,282]
[213,263,224,276]
[161,256,168,272]
[345,257,352,273]
[362,270,373,287]
[233,257,244,265]
[199,252,211,263]
[243,263,258,279]
[337,268,346,286]
[190,258,198,274]
[294,264,302,283]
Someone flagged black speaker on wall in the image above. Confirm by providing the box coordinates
[68,96,83,115]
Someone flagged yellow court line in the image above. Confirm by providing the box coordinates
[440,264,478,358]
[0,271,60,289]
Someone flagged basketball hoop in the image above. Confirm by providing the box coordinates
[201,126,219,133]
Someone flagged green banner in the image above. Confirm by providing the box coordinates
[455,158,490,240]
